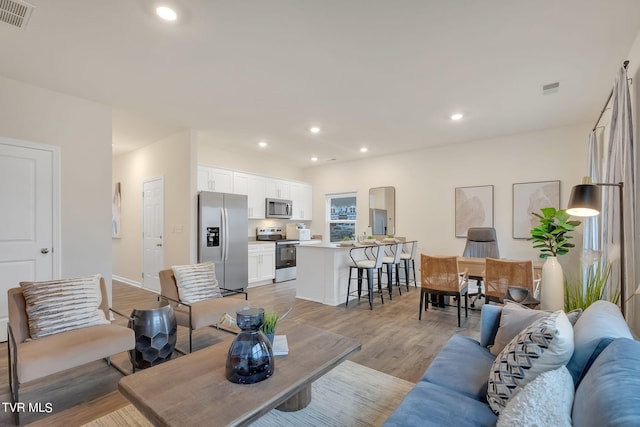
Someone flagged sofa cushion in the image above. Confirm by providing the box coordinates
[572,338,640,426]
[17,323,134,383]
[421,334,495,401]
[171,261,223,303]
[383,381,498,427]
[566,300,632,384]
[487,311,573,414]
[20,274,109,339]
[497,365,573,427]
[490,301,582,356]
[173,296,246,330]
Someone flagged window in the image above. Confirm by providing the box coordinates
[326,193,357,242]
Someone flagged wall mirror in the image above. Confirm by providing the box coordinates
[369,186,395,236]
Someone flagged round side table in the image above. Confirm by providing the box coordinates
[129,302,177,369]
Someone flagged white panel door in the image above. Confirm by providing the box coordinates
[0,142,54,341]
[142,177,164,293]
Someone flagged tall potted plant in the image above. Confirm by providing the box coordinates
[529,207,581,310]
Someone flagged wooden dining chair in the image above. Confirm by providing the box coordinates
[483,258,539,305]
[419,254,469,327]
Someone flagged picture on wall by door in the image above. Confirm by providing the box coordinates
[112,182,121,238]
[455,185,494,237]
[512,180,560,239]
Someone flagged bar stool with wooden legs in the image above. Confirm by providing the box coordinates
[345,245,385,309]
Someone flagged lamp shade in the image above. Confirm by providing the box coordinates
[566,184,601,217]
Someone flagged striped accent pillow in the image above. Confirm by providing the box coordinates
[20,274,110,340]
[487,311,574,414]
[171,262,222,303]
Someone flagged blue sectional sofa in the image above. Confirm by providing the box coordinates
[383,300,640,426]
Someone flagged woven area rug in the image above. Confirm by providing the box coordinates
[83,360,414,427]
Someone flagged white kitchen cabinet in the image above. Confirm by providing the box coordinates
[265,178,290,200]
[197,166,233,193]
[248,243,275,285]
[235,172,266,219]
[290,182,313,220]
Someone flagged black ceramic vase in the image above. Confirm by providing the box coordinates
[225,307,274,384]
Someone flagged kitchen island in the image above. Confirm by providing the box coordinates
[296,243,367,306]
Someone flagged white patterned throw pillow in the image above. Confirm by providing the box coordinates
[497,366,573,427]
[20,274,110,339]
[487,310,574,414]
[172,261,222,303]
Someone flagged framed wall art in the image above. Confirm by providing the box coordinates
[455,185,494,237]
[512,180,560,239]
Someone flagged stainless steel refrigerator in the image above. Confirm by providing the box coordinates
[198,191,248,291]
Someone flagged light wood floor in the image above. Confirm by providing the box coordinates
[1,279,482,426]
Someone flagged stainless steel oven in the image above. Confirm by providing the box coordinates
[256,227,299,282]
[274,240,298,282]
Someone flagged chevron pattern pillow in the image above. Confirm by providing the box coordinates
[487,310,574,414]
[20,274,109,340]
[172,261,222,303]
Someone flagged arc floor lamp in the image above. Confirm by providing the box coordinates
[566,178,625,317]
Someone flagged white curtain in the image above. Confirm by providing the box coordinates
[583,65,635,319]
[602,66,635,316]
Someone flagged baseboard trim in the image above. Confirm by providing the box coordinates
[113,275,142,288]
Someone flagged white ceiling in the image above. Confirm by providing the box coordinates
[1,0,639,167]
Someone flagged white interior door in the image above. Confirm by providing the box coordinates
[0,141,55,341]
[142,177,164,292]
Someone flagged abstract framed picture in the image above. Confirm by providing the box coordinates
[512,180,560,239]
[455,185,494,238]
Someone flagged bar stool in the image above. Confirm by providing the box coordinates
[345,245,385,309]
[399,240,418,289]
[381,242,403,298]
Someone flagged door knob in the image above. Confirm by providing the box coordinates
[41,248,49,254]
[156,243,163,247]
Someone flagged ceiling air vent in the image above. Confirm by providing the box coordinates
[542,82,560,95]
[0,0,34,30]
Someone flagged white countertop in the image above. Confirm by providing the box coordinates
[297,243,352,249]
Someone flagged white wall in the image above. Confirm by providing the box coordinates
[304,124,590,279]
[0,76,113,296]
[112,130,195,284]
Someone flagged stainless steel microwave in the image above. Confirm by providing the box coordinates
[266,198,293,219]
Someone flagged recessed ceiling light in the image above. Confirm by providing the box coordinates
[258,141,268,148]
[156,6,177,21]
[309,126,321,134]
[311,157,318,162]
[451,113,463,121]
[360,147,368,153]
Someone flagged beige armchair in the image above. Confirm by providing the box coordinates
[7,277,134,425]
[158,269,247,353]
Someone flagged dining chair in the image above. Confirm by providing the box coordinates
[462,227,500,307]
[345,245,385,309]
[483,258,539,306]
[419,254,469,327]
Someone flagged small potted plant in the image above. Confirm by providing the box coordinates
[260,311,278,344]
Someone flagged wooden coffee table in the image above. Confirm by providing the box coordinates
[118,322,361,426]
